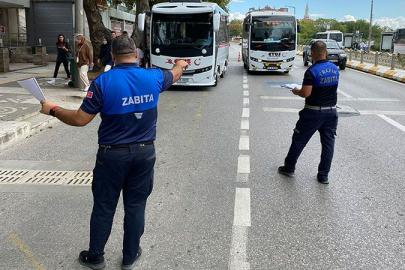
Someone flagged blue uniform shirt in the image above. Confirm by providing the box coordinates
[80,63,173,145]
[303,59,339,107]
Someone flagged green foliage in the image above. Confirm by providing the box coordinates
[229,19,242,37]
[298,18,393,51]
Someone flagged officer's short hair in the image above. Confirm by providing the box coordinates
[311,41,327,58]
[112,35,136,55]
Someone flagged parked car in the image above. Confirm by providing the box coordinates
[303,39,347,70]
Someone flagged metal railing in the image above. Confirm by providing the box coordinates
[347,50,405,70]
[0,33,28,48]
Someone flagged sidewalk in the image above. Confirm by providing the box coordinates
[0,64,87,152]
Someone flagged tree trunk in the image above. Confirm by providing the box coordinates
[132,0,150,48]
[83,0,110,71]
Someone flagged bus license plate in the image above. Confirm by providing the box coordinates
[179,78,188,83]
[330,60,338,63]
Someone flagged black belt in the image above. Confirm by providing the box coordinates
[305,105,336,110]
[99,141,154,151]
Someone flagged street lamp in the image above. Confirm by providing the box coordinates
[285,5,295,15]
[367,0,373,52]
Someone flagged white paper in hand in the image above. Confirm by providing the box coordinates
[281,83,302,90]
[17,78,46,102]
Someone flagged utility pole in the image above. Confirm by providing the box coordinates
[74,0,85,89]
[367,0,373,52]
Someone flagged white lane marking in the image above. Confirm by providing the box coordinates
[230,46,240,52]
[377,115,405,132]
[263,107,405,116]
[243,79,248,83]
[243,98,250,106]
[236,173,249,183]
[260,96,401,102]
[243,91,249,96]
[237,155,250,174]
[243,84,249,89]
[357,98,401,102]
[229,226,251,270]
[260,96,301,100]
[233,188,251,226]
[263,107,300,113]
[338,89,353,98]
[360,110,405,116]
[241,119,249,130]
[239,135,249,151]
[242,108,250,118]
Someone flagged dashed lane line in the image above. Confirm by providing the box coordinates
[239,135,249,151]
[242,108,250,118]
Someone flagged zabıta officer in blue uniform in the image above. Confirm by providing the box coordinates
[40,35,189,270]
[278,40,339,184]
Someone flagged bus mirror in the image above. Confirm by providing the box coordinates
[213,13,220,32]
[138,13,146,32]
[244,24,249,32]
[297,25,302,33]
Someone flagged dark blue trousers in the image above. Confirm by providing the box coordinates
[284,108,338,180]
[88,144,155,264]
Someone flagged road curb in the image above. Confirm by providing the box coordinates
[344,61,405,83]
[0,115,58,152]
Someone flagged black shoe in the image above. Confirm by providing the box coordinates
[78,251,106,270]
[317,177,329,184]
[122,247,142,270]
[278,166,294,177]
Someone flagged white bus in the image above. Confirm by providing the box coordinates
[138,0,229,86]
[315,31,344,48]
[242,8,300,73]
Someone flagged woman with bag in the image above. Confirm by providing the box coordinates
[48,34,71,85]
[76,34,94,92]
[97,36,112,72]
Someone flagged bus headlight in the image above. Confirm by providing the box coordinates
[282,57,295,62]
[250,57,262,62]
[195,65,213,74]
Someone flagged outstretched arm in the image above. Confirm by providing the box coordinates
[40,100,96,127]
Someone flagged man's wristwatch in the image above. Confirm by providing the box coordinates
[50,106,58,117]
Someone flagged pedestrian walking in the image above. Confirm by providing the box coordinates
[104,31,116,71]
[278,40,339,184]
[39,35,189,270]
[97,36,112,72]
[48,34,71,85]
[76,34,94,92]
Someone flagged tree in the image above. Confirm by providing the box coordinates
[83,0,111,71]
[229,19,242,37]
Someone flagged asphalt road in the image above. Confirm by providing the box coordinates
[0,44,404,270]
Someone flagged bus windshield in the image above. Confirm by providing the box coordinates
[152,12,214,57]
[250,16,296,51]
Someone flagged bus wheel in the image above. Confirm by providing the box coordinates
[244,62,248,69]
[214,67,220,87]
[220,65,227,78]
